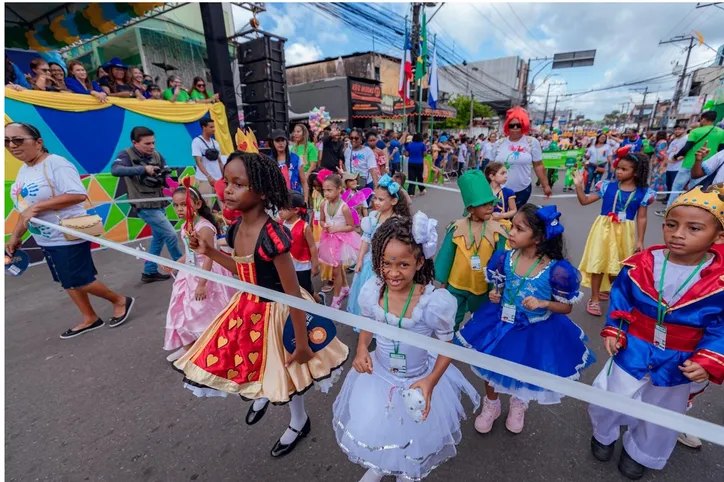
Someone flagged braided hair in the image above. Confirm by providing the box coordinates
[370,216,435,298]
[516,204,566,260]
[620,152,650,188]
[173,185,221,232]
[225,151,290,211]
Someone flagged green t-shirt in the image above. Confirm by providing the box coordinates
[683,125,724,168]
[292,142,319,172]
[162,88,191,102]
[190,89,212,100]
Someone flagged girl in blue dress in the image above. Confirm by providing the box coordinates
[456,204,595,435]
[347,174,411,317]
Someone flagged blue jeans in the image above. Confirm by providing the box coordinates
[585,164,604,194]
[136,208,182,274]
[667,169,691,207]
[514,184,533,209]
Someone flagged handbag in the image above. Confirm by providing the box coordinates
[42,161,104,241]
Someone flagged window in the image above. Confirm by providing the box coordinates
[374,67,380,81]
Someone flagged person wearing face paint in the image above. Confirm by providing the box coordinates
[588,185,724,480]
[573,150,656,317]
[179,152,349,458]
[456,204,594,435]
[333,213,480,482]
[434,170,509,332]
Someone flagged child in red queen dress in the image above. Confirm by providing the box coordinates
[177,152,349,458]
[163,184,236,362]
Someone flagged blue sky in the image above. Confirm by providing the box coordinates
[233,2,724,119]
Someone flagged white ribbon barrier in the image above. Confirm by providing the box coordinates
[89,193,217,205]
[26,217,724,447]
[406,181,685,199]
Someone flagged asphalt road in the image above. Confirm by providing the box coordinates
[5,180,723,482]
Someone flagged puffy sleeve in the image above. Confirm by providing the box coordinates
[359,276,383,319]
[486,249,509,290]
[550,260,583,304]
[639,188,656,208]
[360,213,376,243]
[601,267,636,348]
[422,288,457,341]
[258,220,292,261]
[690,318,724,385]
[594,180,610,198]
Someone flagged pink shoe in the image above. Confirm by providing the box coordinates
[339,286,350,299]
[506,397,527,434]
[330,296,343,309]
[474,397,501,434]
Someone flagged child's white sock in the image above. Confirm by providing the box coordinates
[252,397,269,412]
[280,395,307,445]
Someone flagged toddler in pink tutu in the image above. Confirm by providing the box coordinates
[163,184,236,362]
[318,173,361,309]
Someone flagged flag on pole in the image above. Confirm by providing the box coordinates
[398,20,412,102]
[428,40,438,109]
[414,10,428,82]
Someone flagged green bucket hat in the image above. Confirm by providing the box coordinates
[457,170,498,216]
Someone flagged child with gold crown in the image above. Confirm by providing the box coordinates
[589,184,724,480]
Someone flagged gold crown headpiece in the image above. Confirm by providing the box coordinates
[666,184,724,229]
[235,127,259,154]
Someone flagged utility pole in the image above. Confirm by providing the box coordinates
[542,83,552,126]
[551,95,559,128]
[659,35,696,118]
[469,91,474,130]
[649,98,659,130]
[522,56,552,108]
[630,86,649,130]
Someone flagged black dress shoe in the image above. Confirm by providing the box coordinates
[245,399,270,425]
[60,318,104,339]
[590,436,616,462]
[109,297,135,328]
[141,272,171,283]
[270,417,311,458]
[618,446,646,480]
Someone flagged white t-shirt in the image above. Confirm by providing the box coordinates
[483,140,496,160]
[458,143,468,163]
[697,149,724,185]
[344,146,376,184]
[666,135,688,172]
[494,136,543,192]
[653,250,714,306]
[10,155,88,247]
[586,144,612,165]
[191,136,224,182]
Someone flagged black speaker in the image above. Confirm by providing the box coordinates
[238,34,288,143]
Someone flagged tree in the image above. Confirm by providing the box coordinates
[603,109,626,126]
[444,95,495,129]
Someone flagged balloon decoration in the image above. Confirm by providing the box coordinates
[308,107,331,132]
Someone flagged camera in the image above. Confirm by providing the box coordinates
[141,165,172,188]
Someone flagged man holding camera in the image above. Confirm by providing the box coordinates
[112,126,182,283]
[191,118,223,208]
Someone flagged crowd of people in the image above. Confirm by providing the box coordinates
[5,56,219,104]
[5,100,724,482]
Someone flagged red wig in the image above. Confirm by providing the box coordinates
[503,106,531,136]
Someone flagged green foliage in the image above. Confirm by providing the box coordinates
[443,95,495,129]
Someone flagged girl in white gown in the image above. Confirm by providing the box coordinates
[333,212,480,482]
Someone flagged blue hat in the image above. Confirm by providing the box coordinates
[439,135,448,142]
[103,57,127,70]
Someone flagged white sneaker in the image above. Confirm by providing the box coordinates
[166,347,188,362]
[677,433,703,449]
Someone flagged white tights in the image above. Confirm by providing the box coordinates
[253,396,307,445]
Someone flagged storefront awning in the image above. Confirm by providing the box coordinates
[5,2,165,52]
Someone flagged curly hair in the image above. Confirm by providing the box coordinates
[517,204,566,260]
[370,216,435,298]
[620,152,650,188]
[225,151,290,211]
[173,185,221,232]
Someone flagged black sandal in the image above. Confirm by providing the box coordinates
[245,399,269,425]
[270,417,311,458]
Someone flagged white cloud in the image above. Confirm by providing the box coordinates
[266,4,297,38]
[286,41,324,66]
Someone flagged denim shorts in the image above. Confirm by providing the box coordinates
[42,241,98,289]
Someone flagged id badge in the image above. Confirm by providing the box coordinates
[187,250,196,267]
[654,324,667,351]
[314,211,321,221]
[501,303,516,323]
[470,255,482,271]
[389,353,407,374]
[618,211,627,222]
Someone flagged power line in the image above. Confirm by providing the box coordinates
[488,3,547,57]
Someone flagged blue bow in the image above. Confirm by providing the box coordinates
[378,174,400,197]
[536,205,564,239]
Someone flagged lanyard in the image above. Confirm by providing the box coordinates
[508,251,542,304]
[468,219,486,257]
[656,253,708,325]
[384,282,416,354]
[615,185,635,213]
[326,199,340,217]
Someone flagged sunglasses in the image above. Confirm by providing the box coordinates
[196,83,205,87]
[5,137,35,147]
[509,124,522,129]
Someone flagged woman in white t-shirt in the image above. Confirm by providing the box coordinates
[344,128,379,188]
[492,107,551,207]
[584,133,613,194]
[6,123,134,340]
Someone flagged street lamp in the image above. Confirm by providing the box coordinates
[469,66,479,129]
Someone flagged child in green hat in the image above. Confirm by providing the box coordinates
[435,170,509,331]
